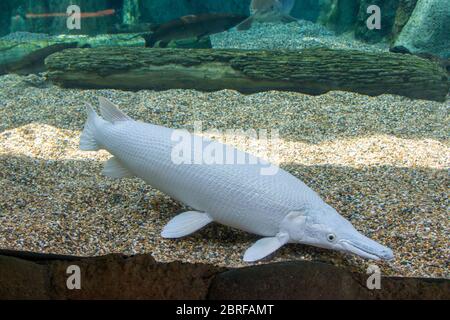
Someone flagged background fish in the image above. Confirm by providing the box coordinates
[0,42,78,75]
[238,0,297,31]
[144,13,247,48]
[251,0,295,15]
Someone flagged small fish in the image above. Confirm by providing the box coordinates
[80,98,394,262]
[143,13,248,48]
[237,0,297,31]
[0,42,78,75]
[25,9,115,19]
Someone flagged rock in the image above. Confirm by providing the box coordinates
[393,0,450,58]
[389,45,411,54]
[376,277,450,300]
[318,0,360,33]
[208,261,450,300]
[122,0,141,25]
[0,253,221,299]
[391,0,419,42]
[0,1,14,36]
[209,261,372,299]
[0,255,49,299]
[0,252,449,299]
[47,254,220,299]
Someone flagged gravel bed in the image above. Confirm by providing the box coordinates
[0,74,448,278]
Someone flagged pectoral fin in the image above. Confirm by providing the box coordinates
[102,157,134,178]
[243,232,289,262]
[161,211,213,238]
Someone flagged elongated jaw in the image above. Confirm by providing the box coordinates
[340,239,394,261]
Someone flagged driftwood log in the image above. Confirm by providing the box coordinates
[45,47,449,101]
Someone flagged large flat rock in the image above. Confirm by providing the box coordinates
[0,251,448,299]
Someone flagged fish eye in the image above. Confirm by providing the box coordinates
[327,233,336,242]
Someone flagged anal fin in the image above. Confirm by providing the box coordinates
[236,16,254,31]
[161,211,213,238]
[102,157,134,178]
[280,14,298,23]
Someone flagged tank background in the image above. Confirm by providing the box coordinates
[0,0,411,43]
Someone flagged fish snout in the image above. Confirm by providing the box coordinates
[378,247,394,261]
[340,235,394,261]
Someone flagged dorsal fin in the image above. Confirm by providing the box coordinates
[98,97,131,123]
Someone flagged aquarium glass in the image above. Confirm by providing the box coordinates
[0,0,449,284]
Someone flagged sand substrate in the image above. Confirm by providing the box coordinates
[0,74,448,278]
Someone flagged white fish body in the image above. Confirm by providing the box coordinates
[80,98,394,262]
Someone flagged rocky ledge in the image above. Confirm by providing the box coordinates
[0,250,448,300]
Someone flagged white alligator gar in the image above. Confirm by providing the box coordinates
[80,97,394,262]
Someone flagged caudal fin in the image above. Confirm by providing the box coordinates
[79,104,101,151]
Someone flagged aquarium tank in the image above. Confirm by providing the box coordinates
[0,0,449,301]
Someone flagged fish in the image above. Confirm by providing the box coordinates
[0,42,78,75]
[80,98,394,262]
[143,13,248,48]
[25,9,115,19]
[237,0,297,31]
